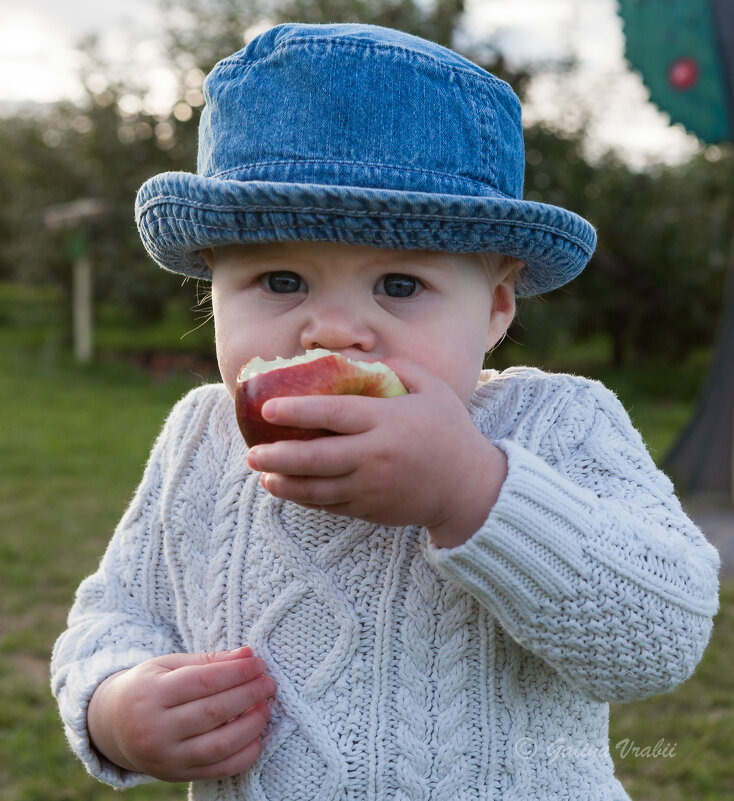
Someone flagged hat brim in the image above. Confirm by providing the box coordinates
[135,172,596,297]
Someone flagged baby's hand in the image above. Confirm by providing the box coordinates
[87,647,275,782]
[246,359,507,547]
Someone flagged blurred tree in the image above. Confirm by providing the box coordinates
[0,36,205,324]
[511,125,732,368]
[0,108,91,310]
[70,37,199,321]
[574,146,732,367]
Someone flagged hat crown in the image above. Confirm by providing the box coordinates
[136,22,596,294]
[197,23,525,200]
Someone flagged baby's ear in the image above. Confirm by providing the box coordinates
[486,266,519,351]
[200,248,215,268]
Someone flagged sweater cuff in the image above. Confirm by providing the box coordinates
[53,648,158,788]
[425,438,597,631]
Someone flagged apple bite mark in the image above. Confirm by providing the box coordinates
[235,348,407,447]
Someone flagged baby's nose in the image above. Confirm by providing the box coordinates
[299,306,376,353]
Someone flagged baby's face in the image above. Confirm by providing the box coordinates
[209,241,514,404]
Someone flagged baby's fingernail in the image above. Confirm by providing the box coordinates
[248,448,260,469]
[229,645,253,658]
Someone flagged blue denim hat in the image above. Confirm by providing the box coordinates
[135,23,596,296]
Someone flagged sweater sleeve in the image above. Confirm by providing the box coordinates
[50,385,224,787]
[426,378,720,703]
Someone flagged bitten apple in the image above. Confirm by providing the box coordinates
[235,348,407,447]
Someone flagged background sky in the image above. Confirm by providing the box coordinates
[0,0,700,165]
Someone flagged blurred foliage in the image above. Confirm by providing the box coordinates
[0,0,731,367]
[514,128,733,368]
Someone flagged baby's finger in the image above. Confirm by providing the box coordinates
[260,393,381,435]
[182,703,270,779]
[248,435,361,477]
[161,654,268,707]
[173,673,276,738]
[260,473,354,509]
[151,647,252,673]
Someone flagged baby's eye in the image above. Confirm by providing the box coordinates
[376,274,423,298]
[261,271,306,293]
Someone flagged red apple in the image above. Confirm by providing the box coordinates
[235,349,407,447]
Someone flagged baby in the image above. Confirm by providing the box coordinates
[52,23,720,801]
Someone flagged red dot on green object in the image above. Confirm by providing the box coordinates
[668,57,699,91]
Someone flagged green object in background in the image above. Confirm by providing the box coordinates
[618,0,733,143]
[67,229,87,261]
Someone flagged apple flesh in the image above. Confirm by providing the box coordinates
[235,348,407,447]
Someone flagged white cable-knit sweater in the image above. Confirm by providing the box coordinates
[51,368,720,801]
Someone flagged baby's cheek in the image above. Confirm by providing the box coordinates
[215,346,240,400]
[439,355,485,404]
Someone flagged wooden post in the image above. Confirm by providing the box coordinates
[43,198,105,364]
[73,253,93,363]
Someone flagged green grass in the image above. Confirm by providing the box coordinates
[0,288,730,799]
[0,342,197,800]
[609,580,734,801]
